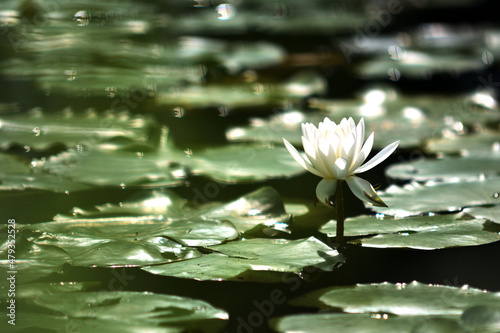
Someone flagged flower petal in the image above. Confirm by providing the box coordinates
[316,178,337,207]
[354,140,399,174]
[333,157,349,180]
[302,136,331,176]
[349,132,374,173]
[346,175,387,207]
[283,138,324,177]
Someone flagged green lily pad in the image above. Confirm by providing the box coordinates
[22,216,238,267]
[32,148,187,189]
[0,239,72,283]
[34,138,304,187]
[426,130,500,155]
[386,155,500,181]
[464,205,500,224]
[143,237,343,282]
[0,153,92,192]
[290,281,500,315]
[227,88,499,150]
[55,187,291,235]
[14,291,228,333]
[272,313,466,333]
[357,51,486,79]
[321,212,500,249]
[0,108,155,150]
[369,178,500,216]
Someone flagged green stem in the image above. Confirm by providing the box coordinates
[336,180,344,249]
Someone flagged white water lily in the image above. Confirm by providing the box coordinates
[283,117,399,207]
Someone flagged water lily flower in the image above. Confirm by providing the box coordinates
[283,117,399,207]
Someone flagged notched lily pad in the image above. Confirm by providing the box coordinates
[0,108,155,150]
[369,178,500,216]
[321,212,500,249]
[426,130,500,155]
[15,291,228,333]
[33,130,304,187]
[22,216,238,267]
[143,237,343,282]
[272,313,465,333]
[290,281,500,315]
[386,155,500,182]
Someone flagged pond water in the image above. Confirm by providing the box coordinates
[1,0,500,332]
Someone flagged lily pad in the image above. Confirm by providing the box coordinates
[290,281,500,315]
[34,139,304,187]
[55,187,292,235]
[272,313,465,333]
[357,51,486,79]
[22,216,238,267]
[0,108,155,150]
[0,152,92,192]
[227,88,499,150]
[369,178,500,216]
[32,148,188,189]
[0,239,72,283]
[143,237,343,282]
[426,130,500,155]
[14,291,228,333]
[386,155,500,181]
[321,213,500,249]
[464,205,500,224]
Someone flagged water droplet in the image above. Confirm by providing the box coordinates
[218,106,229,117]
[105,86,117,98]
[195,305,207,312]
[387,68,400,81]
[492,192,499,198]
[24,145,31,152]
[136,151,144,159]
[65,191,70,195]
[482,50,494,65]
[216,4,236,20]
[173,107,185,118]
[65,68,78,81]
[74,10,91,26]
[388,45,405,61]
[33,127,41,136]
[120,183,126,189]
[76,144,84,152]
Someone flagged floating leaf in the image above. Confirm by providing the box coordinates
[369,178,500,216]
[272,313,465,333]
[182,144,304,183]
[290,281,500,315]
[54,189,187,219]
[386,155,500,182]
[15,291,228,333]
[34,140,303,188]
[357,51,486,79]
[32,149,187,189]
[426,130,500,155]
[55,187,291,235]
[0,239,71,283]
[464,205,500,224]
[0,152,91,192]
[227,88,499,150]
[143,237,342,282]
[22,216,238,267]
[321,213,500,249]
[0,108,155,150]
